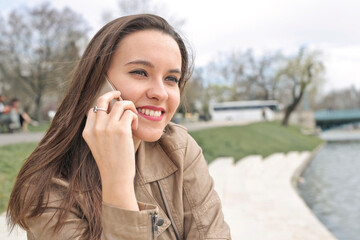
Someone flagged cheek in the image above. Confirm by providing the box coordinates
[117,85,140,101]
[169,91,180,113]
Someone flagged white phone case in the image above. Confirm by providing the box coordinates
[90,76,120,111]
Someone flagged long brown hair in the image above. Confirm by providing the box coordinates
[7,14,192,239]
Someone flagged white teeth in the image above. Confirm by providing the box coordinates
[138,108,162,117]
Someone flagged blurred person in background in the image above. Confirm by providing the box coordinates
[0,95,21,130]
[9,98,36,131]
[0,94,8,115]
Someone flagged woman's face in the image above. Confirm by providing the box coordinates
[107,30,182,142]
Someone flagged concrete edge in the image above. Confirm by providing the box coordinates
[291,143,326,188]
[291,143,338,240]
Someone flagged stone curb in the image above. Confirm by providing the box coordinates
[291,143,325,188]
[290,144,337,239]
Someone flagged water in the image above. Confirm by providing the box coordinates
[298,141,360,240]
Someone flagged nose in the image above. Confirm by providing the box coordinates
[146,78,168,101]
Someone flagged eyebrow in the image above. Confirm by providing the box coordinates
[125,60,181,75]
[125,60,154,68]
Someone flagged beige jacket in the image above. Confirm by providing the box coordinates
[26,123,231,239]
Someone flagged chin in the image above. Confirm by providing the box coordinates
[133,127,164,142]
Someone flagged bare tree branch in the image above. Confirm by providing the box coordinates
[0,3,89,120]
[280,47,325,126]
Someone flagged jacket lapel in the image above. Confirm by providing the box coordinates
[135,140,177,184]
[134,141,178,237]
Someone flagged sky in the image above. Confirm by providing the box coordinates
[1,0,360,94]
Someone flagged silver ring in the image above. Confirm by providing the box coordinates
[93,106,107,113]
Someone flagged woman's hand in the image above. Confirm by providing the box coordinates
[82,90,139,210]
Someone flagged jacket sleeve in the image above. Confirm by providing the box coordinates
[26,189,158,240]
[182,134,231,239]
[102,202,157,239]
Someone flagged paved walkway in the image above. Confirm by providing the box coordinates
[182,120,253,131]
[0,132,44,147]
[320,128,360,142]
[0,120,253,146]
[209,152,337,240]
[0,217,26,240]
[0,120,249,147]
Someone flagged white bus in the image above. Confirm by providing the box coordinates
[209,100,279,122]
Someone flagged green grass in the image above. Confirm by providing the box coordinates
[28,122,50,132]
[0,142,38,212]
[189,121,324,164]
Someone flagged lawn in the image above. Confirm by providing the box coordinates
[189,121,324,164]
[28,121,50,132]
[0,142,38,212]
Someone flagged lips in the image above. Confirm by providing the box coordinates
[137,106,165,121]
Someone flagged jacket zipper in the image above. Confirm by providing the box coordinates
[156,181,181,240]
[151,211,165,240]
[151,212,159,240]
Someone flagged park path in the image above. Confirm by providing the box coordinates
[210,152,337,240]
[0,120,247,147]
[0,132,44,147]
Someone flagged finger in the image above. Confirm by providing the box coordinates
[86,108,96,126]
[83,108,96,141]
[120,110,139,130]
[95,90,121,114]
[94,91,121,123]
[108,100,138,121]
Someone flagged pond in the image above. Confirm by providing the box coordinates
[298,140,360,240]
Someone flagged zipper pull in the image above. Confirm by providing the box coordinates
[151,212,157,239]
[151,212,164,239]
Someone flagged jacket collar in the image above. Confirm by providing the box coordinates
[136,140,178,184]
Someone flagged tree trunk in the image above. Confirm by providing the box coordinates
[35,94,43,122]
[281,104,295,126]
[281,91,304,126]
[264,88,269,100]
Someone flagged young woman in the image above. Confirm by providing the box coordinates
[7,14,231,240]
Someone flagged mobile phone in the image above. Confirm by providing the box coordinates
[90,75,121,111]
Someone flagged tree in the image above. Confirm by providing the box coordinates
[280,47,325,126]
[0,3,89,120]
[206,51,250,101]
[182,68,204,113]
[246,51,284,100]
[205,50,284,102]
[315,86,360,110]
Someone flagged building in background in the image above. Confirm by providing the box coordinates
[209,100,279,122]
